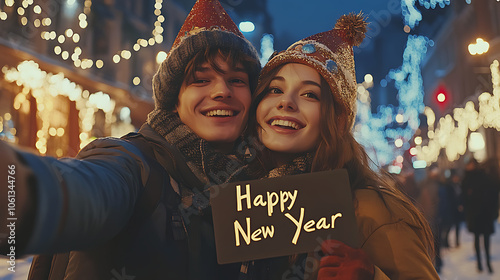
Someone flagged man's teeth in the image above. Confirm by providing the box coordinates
[271,119,300,130]
[206,109,234,117]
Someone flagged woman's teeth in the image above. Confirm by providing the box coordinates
[270,119,300,130]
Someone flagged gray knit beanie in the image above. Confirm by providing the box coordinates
[151,0,261,112]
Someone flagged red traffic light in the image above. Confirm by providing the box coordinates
[436,92,446,103]
[434,84,450,108]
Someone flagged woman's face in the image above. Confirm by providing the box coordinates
[256,63,323,154]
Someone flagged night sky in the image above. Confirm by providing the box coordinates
[267,0,395,49]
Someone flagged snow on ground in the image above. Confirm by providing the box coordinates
[439,222,500,280]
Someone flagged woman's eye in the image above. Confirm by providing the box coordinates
[303,92,319,100]
[268,87,283,94]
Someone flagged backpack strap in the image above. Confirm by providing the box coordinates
[121,132,171,226]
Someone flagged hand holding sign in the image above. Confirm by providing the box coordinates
[318,240,374,280]
[211,169,360,264]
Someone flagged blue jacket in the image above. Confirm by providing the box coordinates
[19,124,244,279]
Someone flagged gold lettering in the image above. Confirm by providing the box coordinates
[284,208,305,245]
[234,217,251,246]
[287,190,298,210]
[236,184,251,211]
[316,217,330,229]
[267,191,279,216]
[331,213,342,228]
[304,220,316,232]
[253,194,267,207]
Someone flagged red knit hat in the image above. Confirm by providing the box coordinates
[260,13,367,133]
[151,0,260,111]
[171,0,244,49]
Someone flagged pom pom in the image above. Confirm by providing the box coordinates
[335,12,367,47]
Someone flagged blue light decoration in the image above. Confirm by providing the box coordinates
[402,0,451,28]
[260,34,275,66]
[353,0,450,168]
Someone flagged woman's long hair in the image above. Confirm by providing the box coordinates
[249,63,434,256]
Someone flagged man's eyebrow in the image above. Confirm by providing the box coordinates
[194,66,210,72]
[194,65,247,74]
[232,66,246,73]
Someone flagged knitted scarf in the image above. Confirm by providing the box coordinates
[147,108,313,187]
[147,109,249,188]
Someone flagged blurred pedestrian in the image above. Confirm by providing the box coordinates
[447,169,464,247]
[417,164,441,272]
[399,171,420,203]
[438,170,460,248]
[461,158,499,273]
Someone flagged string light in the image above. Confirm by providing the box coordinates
[354,36,430,166]
[26,0,166,77]
[402,0,451,28]
[417,60,500,163]
[2,61,116,154]
[354,2,453,167]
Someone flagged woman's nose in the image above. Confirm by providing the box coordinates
[276,95,297,111]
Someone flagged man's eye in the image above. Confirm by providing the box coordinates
[230,78,246,85]
[193,79,209,84]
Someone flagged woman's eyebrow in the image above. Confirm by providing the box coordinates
[270,76,285,82]
[271,76,320,88]
[302,80,321,88]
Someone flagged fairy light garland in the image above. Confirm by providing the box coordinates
[416,60,500,163]
[354,35,430,167]
[2,60,115,155]
[2,0,165,85]
[402,0,451,28]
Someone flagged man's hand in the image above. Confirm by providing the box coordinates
[0,140,34,197]
[318,240,374,280]
[0,140,35,254]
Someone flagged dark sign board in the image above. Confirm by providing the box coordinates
[210,169,360,264]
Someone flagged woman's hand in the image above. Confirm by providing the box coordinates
[318,240,374,280]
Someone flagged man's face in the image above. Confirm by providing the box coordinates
[176,55,251,150]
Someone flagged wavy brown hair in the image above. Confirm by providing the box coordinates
[248,63,434,257]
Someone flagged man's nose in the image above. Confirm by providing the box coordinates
[211,80,232,100]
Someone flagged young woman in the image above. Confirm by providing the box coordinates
[249,14,440,280]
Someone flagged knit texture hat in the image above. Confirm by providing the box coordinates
[260,13,367,132]
[151,0,261,112]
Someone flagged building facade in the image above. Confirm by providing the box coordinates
[0,0,272,157]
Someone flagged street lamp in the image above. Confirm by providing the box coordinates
[239,21,255,33]
[468,38,489,55]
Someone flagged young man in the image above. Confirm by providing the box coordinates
[0,0,260,279]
